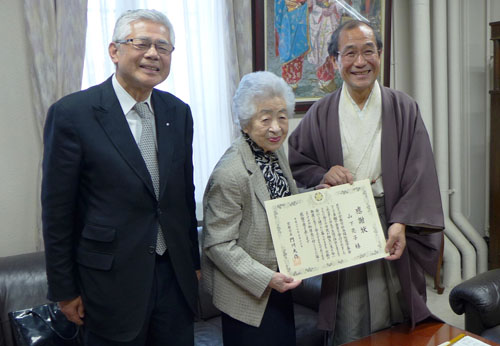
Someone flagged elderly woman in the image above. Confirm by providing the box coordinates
[201,71,301,345]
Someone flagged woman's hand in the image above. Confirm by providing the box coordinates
[268,272,302,293]
[314,183,331,190]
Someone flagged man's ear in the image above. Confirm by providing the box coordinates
[330,56,339,70]
[109,42,119,64]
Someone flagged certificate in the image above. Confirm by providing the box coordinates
[265,179,388,280]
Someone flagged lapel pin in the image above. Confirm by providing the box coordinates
[166,122,170,126]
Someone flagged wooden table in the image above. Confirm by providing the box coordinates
[343,321,499,345]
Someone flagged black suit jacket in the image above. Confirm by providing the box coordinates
[41,77,200,341]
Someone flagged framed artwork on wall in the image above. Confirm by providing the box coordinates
[252,0,392,113]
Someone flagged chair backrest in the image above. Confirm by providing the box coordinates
[0,252,49,346]
[449,268,500,335]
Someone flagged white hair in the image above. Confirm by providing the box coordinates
[112,9,175,45]
[232,71,295,130]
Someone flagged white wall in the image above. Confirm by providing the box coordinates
[391,0,412,97]
[0,0,41,256]
[491,0,500,24]
[461,0,488,235]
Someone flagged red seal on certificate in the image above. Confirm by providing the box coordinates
[293,255,302,266]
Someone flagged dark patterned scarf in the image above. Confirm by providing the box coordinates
[243,133,291,200]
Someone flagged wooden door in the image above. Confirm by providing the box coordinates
[490,21,500,269]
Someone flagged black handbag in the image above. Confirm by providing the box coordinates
[8,303,82,346]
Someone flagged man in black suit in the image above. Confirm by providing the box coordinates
[41,9,200,346]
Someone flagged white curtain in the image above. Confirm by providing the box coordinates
[82,0,243,207]
[224,0,254,136]
[23,0,88,249]
[24,0,88,133]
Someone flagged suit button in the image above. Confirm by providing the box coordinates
[148,246,155,254]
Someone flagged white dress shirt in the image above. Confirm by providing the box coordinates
[111,74,157,147]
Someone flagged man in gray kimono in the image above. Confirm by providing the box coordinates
[288,20,444,345]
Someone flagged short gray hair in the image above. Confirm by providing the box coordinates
[232,71,295,130]
[112,9,175,45]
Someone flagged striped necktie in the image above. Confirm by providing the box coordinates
[134,102,167,255]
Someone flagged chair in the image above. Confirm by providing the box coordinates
[449,268,500,343]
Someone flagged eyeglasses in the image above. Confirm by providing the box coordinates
[115,38,175,55]
[337,49,379,62]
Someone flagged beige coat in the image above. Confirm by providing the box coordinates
[201,136,299,327]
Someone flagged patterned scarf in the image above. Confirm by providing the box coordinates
[243,133,291,200]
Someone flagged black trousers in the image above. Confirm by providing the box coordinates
[221,289,296,346]
[84,252,194,346]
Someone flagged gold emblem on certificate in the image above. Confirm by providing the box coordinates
[265,179,388,280]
